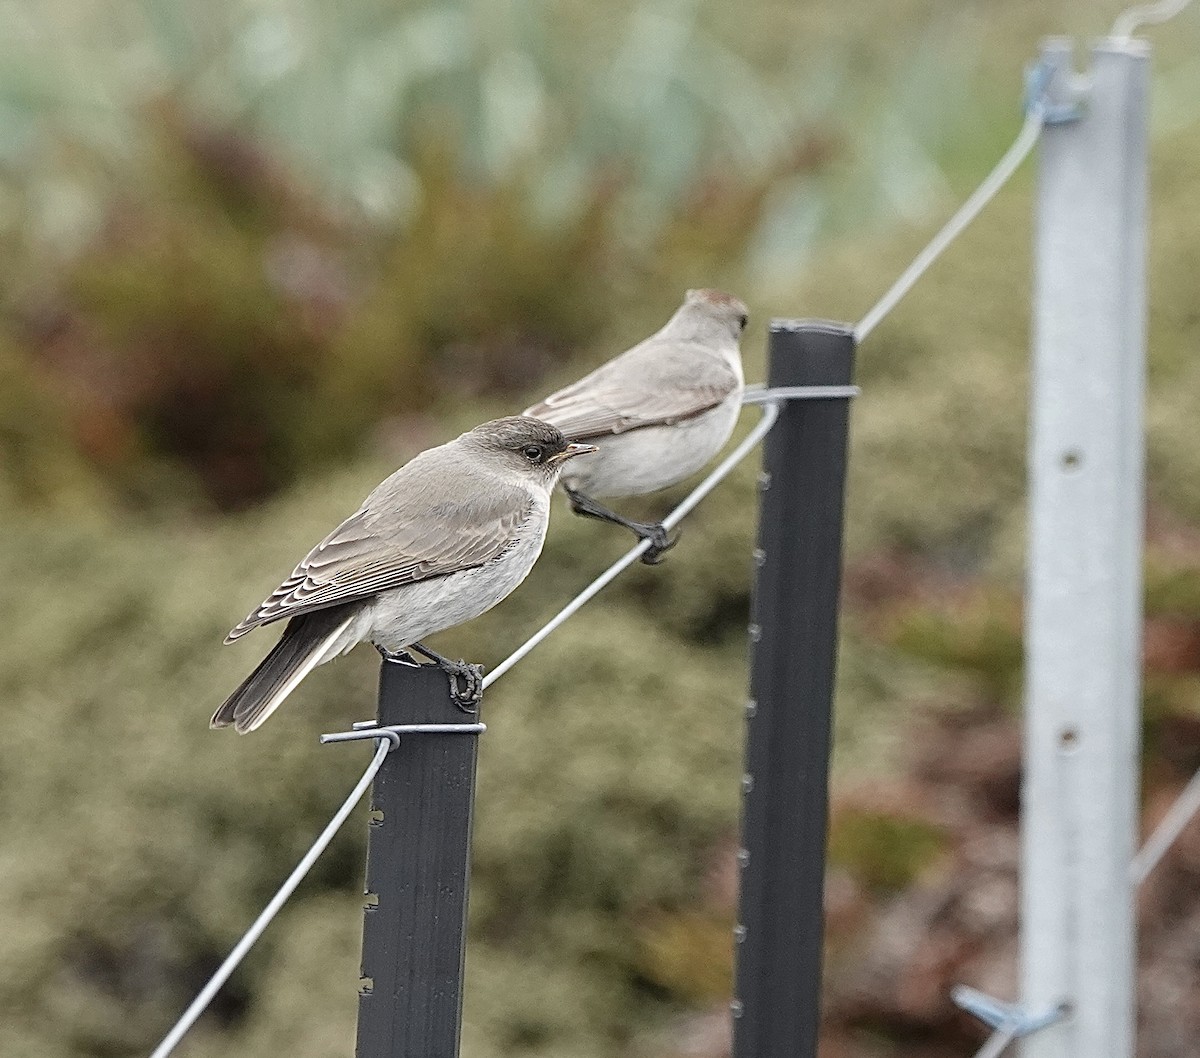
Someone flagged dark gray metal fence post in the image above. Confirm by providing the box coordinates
[732,321,856,1058]
[356,661,481,1058]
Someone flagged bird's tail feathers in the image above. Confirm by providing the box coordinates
[211,607,356,734]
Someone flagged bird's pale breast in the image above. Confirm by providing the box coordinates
[558,392,742,498]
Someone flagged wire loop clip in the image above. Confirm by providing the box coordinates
[320,721,487,747]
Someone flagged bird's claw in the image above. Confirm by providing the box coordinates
[440,659,485,712]
[377,644,483,709]
[638,523,680,565]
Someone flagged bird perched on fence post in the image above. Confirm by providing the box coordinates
[524,288,747,563]
[211,417,596,733]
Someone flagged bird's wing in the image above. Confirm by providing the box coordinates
[524,340,740,440]
[226,461,532,641]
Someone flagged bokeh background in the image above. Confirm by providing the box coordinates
[4,1,1200,1055]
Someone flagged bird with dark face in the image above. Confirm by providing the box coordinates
[524,288,747,563]
[212,417,595,733]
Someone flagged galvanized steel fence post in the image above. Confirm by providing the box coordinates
[733,322,856,1058]
[356,661,481,1058]
[1021,38,1148,1058]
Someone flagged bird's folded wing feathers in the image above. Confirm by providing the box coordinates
[226,485,532,641]
[524,340,739,440]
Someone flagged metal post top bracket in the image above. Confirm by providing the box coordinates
[320,721,487,748]
[768,318,856,336]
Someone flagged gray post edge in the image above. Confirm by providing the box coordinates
[355,662,482,1058]
[1021,39,1147,1058]
[732,320,856,1058]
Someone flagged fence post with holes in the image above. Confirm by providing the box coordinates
[1020,39,1148,1058]
[355,661,482,1058]
[732,321,856,1058]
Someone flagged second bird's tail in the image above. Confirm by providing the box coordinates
[211,606,357,734]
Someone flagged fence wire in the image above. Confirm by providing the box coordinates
[1132,765,1200,886]
[854,100,1045,343]
[1112,0,1195,39]
[971,1026,1020,1058]
[150,737,392,1058]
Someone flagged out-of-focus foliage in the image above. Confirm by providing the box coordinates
[0,0,1086,510]
[3,0,1200,1057]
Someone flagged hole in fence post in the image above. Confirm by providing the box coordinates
[1058,726,1081,752]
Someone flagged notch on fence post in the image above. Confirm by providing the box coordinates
[732,321,856,1058]
[355,661,482,1058]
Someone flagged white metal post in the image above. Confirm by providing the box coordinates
[1021,37,1148,1058]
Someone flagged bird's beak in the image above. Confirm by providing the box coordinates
[549,442,598,465]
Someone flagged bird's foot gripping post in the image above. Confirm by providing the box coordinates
[377,642,485,711]
[407,642,484,709]
[563,487,680,563]
[330,662,485,1058]
[733,322,856,1058]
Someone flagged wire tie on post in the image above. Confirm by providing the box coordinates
[320,722,486,747]
[742,384,860,404]
[1024,54,1088,126]
[952,984,1070,1040]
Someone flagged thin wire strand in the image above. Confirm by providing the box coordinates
[1111,0,1194,38]
[149,737,393,1058]
[971,1025,1019,1058]
[1131,766,1200,886]
[483,399,782,688]
[854,105,1045,344]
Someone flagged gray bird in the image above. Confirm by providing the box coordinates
[212,417,595,733]
[524,288,747,563]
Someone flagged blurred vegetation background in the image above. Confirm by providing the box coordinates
[3,1,1200,1056]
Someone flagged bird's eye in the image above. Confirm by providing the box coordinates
[737,313,748,332]
[523,444,543,462]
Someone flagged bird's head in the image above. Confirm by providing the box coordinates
[465,416,597,482]
[673,288,749,343]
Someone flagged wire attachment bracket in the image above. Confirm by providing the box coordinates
[742,384,860,404]
[1024,52,1089,125]
[320,721,487,746]
[953,985,1070,1057]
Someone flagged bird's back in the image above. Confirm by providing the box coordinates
[526,335,741,442]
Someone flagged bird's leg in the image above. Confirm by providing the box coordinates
[407,641,484,712]
[374,644,421,667]
[564,487,679,565]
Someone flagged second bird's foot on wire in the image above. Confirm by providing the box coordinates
[630,521,679,565]
[563,488,679,565]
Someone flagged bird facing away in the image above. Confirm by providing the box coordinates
[212,417,596,733]
[524,288,747,563]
